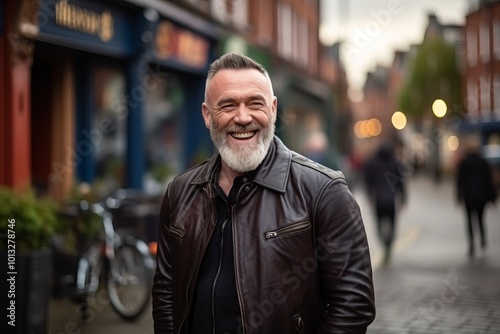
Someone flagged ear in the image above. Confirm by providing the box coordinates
[202,103,211,129]
[272,96,277,117]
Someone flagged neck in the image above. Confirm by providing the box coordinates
[218,161,244,195]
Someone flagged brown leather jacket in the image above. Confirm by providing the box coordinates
[152,137,375,334]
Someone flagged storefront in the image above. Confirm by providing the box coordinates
[28,0,216,199]
[271,67,337,168]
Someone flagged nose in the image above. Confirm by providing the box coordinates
[234,104,252,125]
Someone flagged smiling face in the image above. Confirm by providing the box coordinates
[202,68,277,174]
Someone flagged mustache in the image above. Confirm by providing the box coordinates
[224,124,262,133]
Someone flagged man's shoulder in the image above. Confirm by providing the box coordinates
[170,159,211,187]
[290,151,345,181]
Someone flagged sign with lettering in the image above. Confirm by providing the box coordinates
[38,0,136,57]
[55,0,114,42]
[154,20,210,69]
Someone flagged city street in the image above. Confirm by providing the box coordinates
[48,175,500,333]
[356,175,500,334]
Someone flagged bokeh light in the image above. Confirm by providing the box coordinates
[391,111,407,130]
[448,135,459,151]
[369,118,382,136]
[354,119,382,138]
[432,99,447,118]
[354,121,363,138]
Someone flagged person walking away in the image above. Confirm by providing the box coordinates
[363,143,406,264]
[456,136,497,257]
[152,53,375,334]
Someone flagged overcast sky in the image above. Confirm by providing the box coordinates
[319,0,468,99]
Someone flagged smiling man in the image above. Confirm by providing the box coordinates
[152,53,375,334]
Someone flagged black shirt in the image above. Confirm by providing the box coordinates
[189,175,251,334]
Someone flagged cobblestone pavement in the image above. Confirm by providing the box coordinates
[48,175,500,333]
[354,176,500,334]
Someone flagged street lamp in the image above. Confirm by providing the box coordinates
[431,98,447,182]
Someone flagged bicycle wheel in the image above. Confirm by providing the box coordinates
[107,236,155,321]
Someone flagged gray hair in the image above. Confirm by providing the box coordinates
[207,53,269,80]
[205,53,273,98]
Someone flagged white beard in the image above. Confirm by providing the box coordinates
[209,116,275,173]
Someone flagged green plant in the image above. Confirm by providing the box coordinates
[0,187,59,251]
[150,164,173,183]
[398,37,462,119]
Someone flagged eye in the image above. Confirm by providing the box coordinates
[220,104,236,112]
[249,101,264,109]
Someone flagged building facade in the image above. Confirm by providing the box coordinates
[1,0,336,198]
[464,0,500,131]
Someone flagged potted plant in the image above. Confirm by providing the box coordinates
[0,186,59,334]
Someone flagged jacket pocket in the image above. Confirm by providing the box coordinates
[168,225,185,239]
[294,313,308,334]
[264,220,310,240]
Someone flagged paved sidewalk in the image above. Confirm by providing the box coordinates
[354,176,500,334]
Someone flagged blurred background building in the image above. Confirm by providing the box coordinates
[463,0,500,167]
[1,0,343,200]
[2,0,500,200]
[350,0,500,186]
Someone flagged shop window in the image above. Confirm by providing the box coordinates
[281,107,332,167]
[93,67,126,192]
[494,20,500,60]
[144,70,184,192]
[211,0,248,27]
[480,23,490,63]
[278,2,293,61]
[467,28,477,66]
[467,79,478,117]
[480,74,491,114]
[494,75,500,117]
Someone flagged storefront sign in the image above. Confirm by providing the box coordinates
[38,0,135,57]
[55,0,113,42]
[154,20,209,69]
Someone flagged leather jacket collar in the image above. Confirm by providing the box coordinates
[190,136,291,193]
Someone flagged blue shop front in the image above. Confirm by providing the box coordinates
[32,0,216,198]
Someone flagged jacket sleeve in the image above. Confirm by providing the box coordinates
[314,179,376,333]
[152,185,174,334]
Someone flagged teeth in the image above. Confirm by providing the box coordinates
[232,132,254,139]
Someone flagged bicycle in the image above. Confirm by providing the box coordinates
[54,191,156,322]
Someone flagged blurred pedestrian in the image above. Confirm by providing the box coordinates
[363,143,406,264]
[456,136,497,257]
[152,53,375,333]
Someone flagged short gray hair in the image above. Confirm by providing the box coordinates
[207,53,269,80]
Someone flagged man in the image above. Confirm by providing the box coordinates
[456,135,497,257]
[152,53,375,333]
[363,143,406,264]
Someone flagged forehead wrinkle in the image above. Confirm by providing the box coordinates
[205,69,274,104]
[215,93,267,106]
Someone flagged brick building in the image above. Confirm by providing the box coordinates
[1,0,337,197]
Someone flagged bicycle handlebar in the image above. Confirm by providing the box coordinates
[60,190,143,218]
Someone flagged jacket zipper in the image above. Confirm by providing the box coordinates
[264,220,311,240]
[169,225,184,238]
[294,314,307,334]
[211,218,228,334]
[232,197,248,333]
